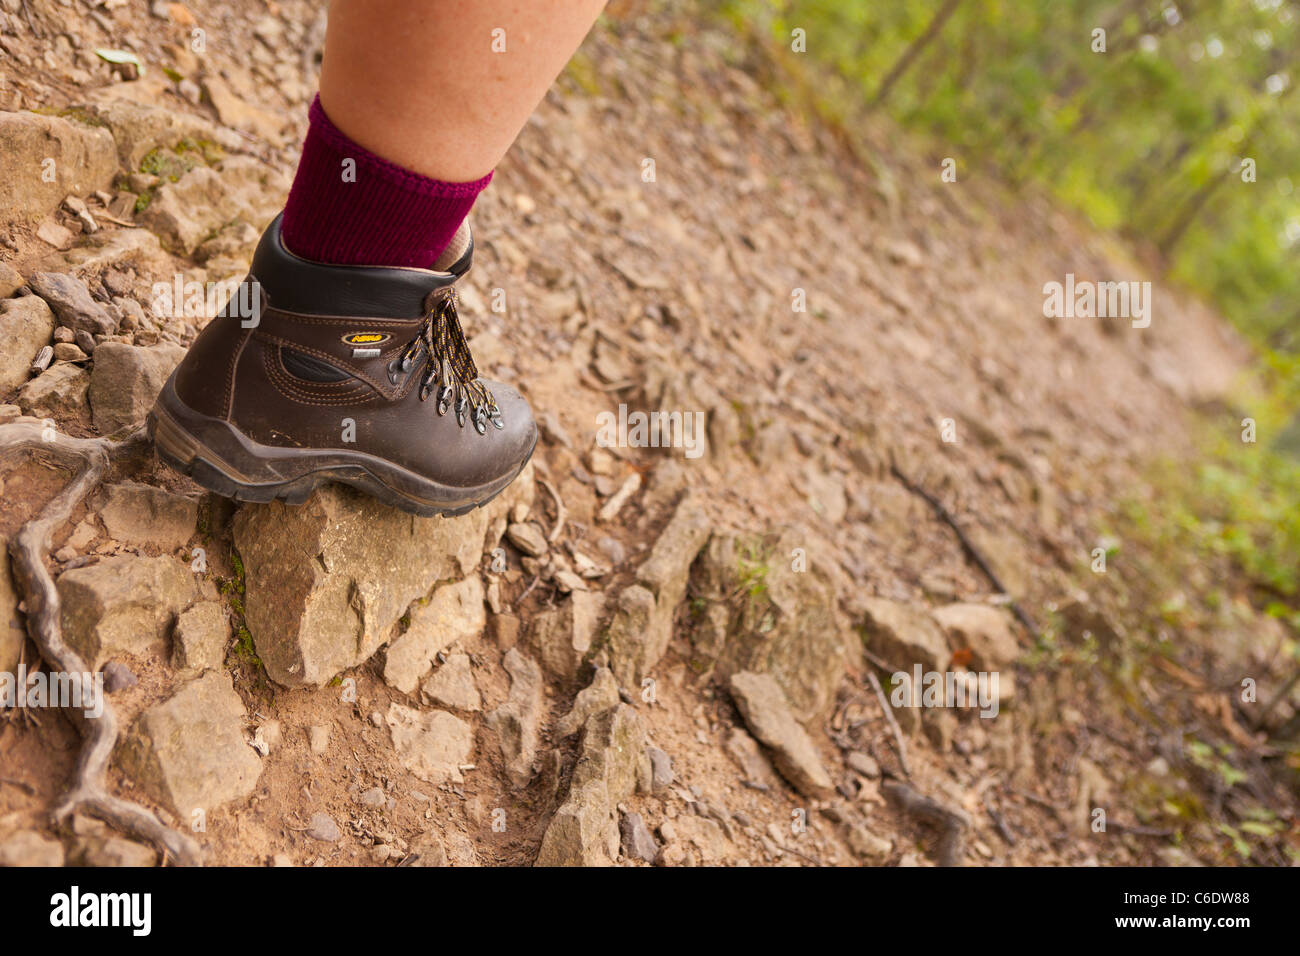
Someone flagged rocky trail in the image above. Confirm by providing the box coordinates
[0,0,1291,868]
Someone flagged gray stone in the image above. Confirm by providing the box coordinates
[384,577,485,694]
[387,704,474,785]
[26,272,116,336]
[0,295,55,389]
[728,671,833,797]
[555,666,620,738]
[620,811,659,863]
[485,648,543,788]
[0,111,117,224]
[233,470,531,688]
[646,745,675,792]
[101,660,138,693]
[88,342,187,433]
[306,812,340,843]
[931,602,1020,671]
[606,492,711,687]
[0,262,24,298]
[505,521,548,557]
[0,830,64,867]
[17,362,89,420]
[530,589,605,681]
[308,725,330,755]
[98,481,198,552]
[172,601,229,675]
[535,704,648,867]
[116,671,263,816]
[860,596,952,672]
[420,652,480,712]
[58,554,203,669]
[693,528,852,720]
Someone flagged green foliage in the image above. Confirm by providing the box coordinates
[715,0,1300,351]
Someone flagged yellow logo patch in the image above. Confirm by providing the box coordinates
[342,332,391,346]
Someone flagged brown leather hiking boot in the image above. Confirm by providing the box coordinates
[148,214,536,517]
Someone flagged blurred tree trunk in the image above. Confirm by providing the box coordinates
[869,0,963,109]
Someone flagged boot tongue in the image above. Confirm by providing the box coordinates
[432,221,472,272]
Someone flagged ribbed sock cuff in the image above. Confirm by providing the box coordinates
[280,95,492,269]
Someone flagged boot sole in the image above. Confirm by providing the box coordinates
[147,377,534,518]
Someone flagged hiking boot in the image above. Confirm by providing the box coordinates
[148,213,536,517]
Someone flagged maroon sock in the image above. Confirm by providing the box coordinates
[280,95,492,269]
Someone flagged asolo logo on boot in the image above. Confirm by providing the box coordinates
[342,331,391,358]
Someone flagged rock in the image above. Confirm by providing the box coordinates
[16,362,90,420]
[101,660,138,693]
[116,671,263,815]
[846,751,880,779]
[694,528,852,719]
[606,492,711,687]
[25,272,116,336]
[724,727,779,788]
[386,704,474,785]
[67,817,156,867]
[171,601,229,675]
[620,811,659,863]
[0,830,65,867]
[602,585,655,689]
[505,521,548,557]
[98,481,198,551]
[308,725,330,755]
[36,221,72,249]
[384,577,485,694]
[485,648,543,788]
[646,746,675,792]
[664,815,731,864]
[357,787,386,808]
[535,704,648,866]
[555,666,620,738]
[253,720,282,756]
[305,812,340,843]
[530,590,605,681]
[931,603,1020,671]
[0,538,25,677]
[846,822,893,862]
[406,831,449,867]
[200,75,285,141]
[58,554,203,669]
[233,470,531,688]
[35,228,168,280]
[420,652,480,712]
[859,596,952,672]
[137,161,280,255]
[0,262,24,298]
[728,671,833,797]
[803,466,848,523]
[0,111,117,224]
[82,97,233,170]
[0,295,55,389]
[88,342,187,433]
[52,342,88,363]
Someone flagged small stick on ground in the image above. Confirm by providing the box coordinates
[538,477,566,544]
[866,670,910,778]
[0,421,202,866]
[890,461,1039,638]
[883,780,970,867]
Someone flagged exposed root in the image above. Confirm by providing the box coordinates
[883,780,970,867]
[0,421,203,866]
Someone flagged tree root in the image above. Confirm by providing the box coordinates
[0,421,202,866]
[883,780,970,867]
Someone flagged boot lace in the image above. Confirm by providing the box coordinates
[396,286,503,434]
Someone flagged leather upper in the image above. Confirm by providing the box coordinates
[172,215,534,491]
